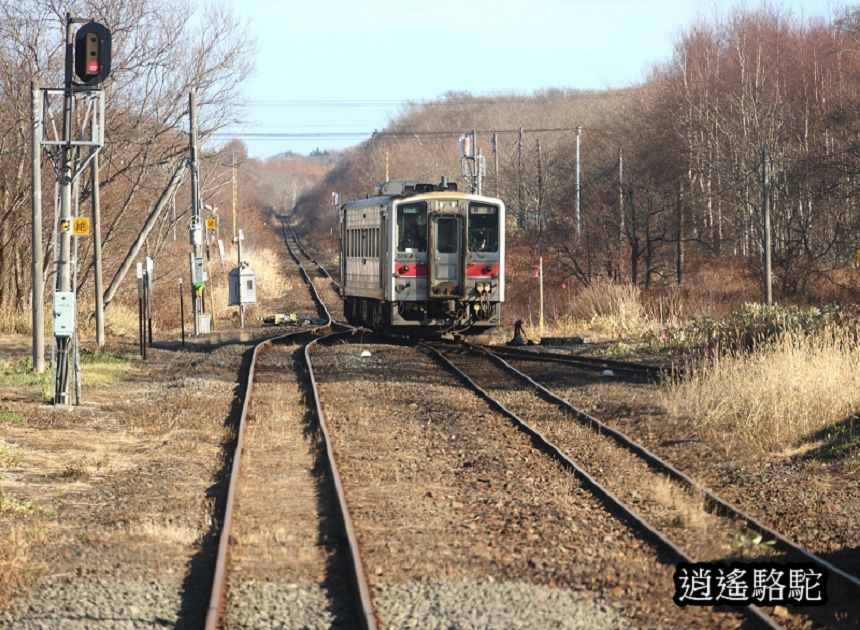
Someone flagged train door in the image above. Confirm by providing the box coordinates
[429,214,462,297]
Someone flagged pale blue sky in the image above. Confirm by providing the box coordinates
[219,0,843,158]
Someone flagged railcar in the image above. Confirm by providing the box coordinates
[340,179,505,335]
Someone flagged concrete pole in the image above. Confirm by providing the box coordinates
[517,127,524,227]
[237,235,244,329]
[471,129,480,195]
[762,150,773,305]
[189,89,203,333]
[54,14,76,404]
[231,152,237,242]
[575,125,582,238]
[92,153,105,347]
[618,148,624,241]
[189,253,198,336]
[492,132,499,199]
[31,80,44,374]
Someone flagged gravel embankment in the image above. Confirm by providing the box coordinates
[310,343,745,628]
[0,219,316,628]
[223,341,358,629]
[504,354,860,629]
[0,341,253,629]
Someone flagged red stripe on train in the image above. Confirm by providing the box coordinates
[395,263,428,277]
[467,264,500,277]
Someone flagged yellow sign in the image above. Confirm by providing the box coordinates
[205,218,217,230]
[59,219,70,233]
[72,218,91,235]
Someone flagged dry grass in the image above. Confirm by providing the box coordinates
[0,444,18,469]
[664,328,860,454]
[563,280,652,338]
[0,523,43,608]
[0,310,32,336]
[242,247,292,299]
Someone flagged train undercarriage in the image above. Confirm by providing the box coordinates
[343,296,500,336]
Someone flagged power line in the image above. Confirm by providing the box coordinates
[213,126,600,141]
[244,95,605,108]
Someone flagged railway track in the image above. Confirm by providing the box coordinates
[424,341,860,629]
[286,226,337,285]
[283,222,344,322]
[309,339,748,628]
[204,220,742,627]
[484,343,666,382]
[205,223,375,628]
[207,223,855,627]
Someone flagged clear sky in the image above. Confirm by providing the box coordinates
[218,0,842,158]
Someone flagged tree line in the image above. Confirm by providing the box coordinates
[296,6,860,303]
[0,0,253,315]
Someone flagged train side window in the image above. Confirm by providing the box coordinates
[397,202,427,253]
[468,203,499,253]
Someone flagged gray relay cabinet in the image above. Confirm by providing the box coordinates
[229,266,256,306]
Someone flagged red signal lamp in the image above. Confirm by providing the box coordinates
[74,21,112,85]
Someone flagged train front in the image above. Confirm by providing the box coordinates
[392,192,505,334]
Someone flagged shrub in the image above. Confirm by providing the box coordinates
[568,279,650,337]
[664,326,860,453]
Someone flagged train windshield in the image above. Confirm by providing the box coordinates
[396,202,427,253]
[468,203,499,253]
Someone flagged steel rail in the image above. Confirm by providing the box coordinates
[420,342,780,629]
[203,330,307,629]
[305,333,378,630]
[484,343,665,381]
[206,222,366,628]
[281,222,333,331]
[470,343,860,595]
[287,224,340,291]
[284,218,375,626]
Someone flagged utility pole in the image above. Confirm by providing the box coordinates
[618,148,625,242]
[31,80,44,374]
[189,88,205,335]
[92,153,105,347]
[762,149,773,305]
[472,129,483,196]
[492,132,499,198]
[537,138,544,337]
[231,152,238,242]
[517,127,524,228]
[459,130,485,195]
[676,176,685,285]
[53,14,77,404]
[575,125,582,238]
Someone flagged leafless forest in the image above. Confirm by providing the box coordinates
[295,6,860,314]
[3,4,860,324]
[0,0,273,322]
